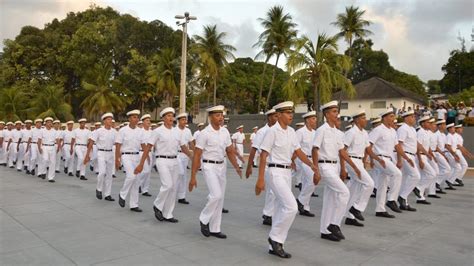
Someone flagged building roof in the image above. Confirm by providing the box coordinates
[333,77,426,104]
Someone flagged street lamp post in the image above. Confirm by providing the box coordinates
[175,12,197,114]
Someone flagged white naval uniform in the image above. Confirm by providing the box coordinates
[73,128,91,176]
[250,132,257,166]
[252,124,275,218]
[138,128,153,194]
[7,129,22,167]
[29,127,43,174]
[296,126,317,211]
[55,129,62,172]
[313,122,350,234]
[231,131,245,168]
[175,126,194,200]
[195,125,232,233]
[445,132,463,184]
[148,126,186,219]
[0,129,5,165]
[91,127,117,197]
[369,124,402,212]
[454,133,468,182]
[259,122,299,244]
[414,128,436,200]
[38,128,59,180]
[61,129,75,174]
[18,128,32,171]
[343,126,375,219]
[432,130,451,189]
[117,125,145,208]
[397,124,421,201]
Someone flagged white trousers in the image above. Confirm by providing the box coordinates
[454,150,468,181]
[154,158,179,219]
[373,157,402,212]
[267,167,297,244]
[297,162,316,211]
[0,142,6,164]
[29,144,41,174]
[446,152,462,184]
[7,143,18,167]
[415,155,436,200]
[236,144,244,167]
[399,154,420,200]
[292,158,303,185]
[138,152,152,193]
[16,143,27,170]
[39,146,56,180]
[62,145,75,173]
[199,162,227,233]
[429,152,451,194]
[345,159,375,219]
[96,151,114,197]
[75,146,87,176]
[119,154,141,208]
[319,163,350,234]
[55,145,62,171]
[262,167,275,217]
[176,153,190,199]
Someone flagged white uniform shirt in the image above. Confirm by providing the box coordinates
[252,124,269,151]
[115,125,145,153]
[31,127,42,142]
[250,132,256,143]
[417,128,431,152]
[4,130,13,142]
[148,126,186,156]
[454,133,463,148]
[313,122,344,161]
[62,130,75,144]
[40,128,59,145]
[91,127,117,150]
[446,133,458,150]
[11,129,22,143]
[436,108,447,120]
[260,122,300,165]
[21,129,32,143]
[428,130,438,152]
[296,126,315,156]
[231,132,245,145]
[195,125,232,161]
[344,126,369,157]
[436,131,447,152]
[176,127,194,148]
[369,124,398,157]
[73,128,91,145]
[397,123,417,154]
[193,130,201,141]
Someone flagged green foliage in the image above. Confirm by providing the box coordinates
[440,50,474,94]
[0,86,29,121]
[29,84,73,120]
[448,86,474,106]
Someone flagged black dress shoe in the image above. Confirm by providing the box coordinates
[345,218,364,227]
[41,175,46,179]
[445,181,456,190]
[138,187,142,193]
[25,170,30,174]
[376,212,395,218]
[268,238,291,258]
[64,167,68,174]
[104,196,115,201]
[416,200,431,205]
[436,190,446,194]
[210,232,227,239]
[30,170,35,175]
[386,201,402,213]
[48,179,55,183]
[222,208,229,213]
[112,174,116,178]
[76,171,80,177]
[118,195,125,208]
[404,205,417,211]
[311,192,318,197]
[413,187,422,198]
[68,173,73,177]
[295,183,302,191]
[153,206,164,221]
[296,199,304,212]
[349,206,365,221]
[454,178,464,187]
[178,198,190,204]
[80,176,87,180]
[200,221,210,237]
[96,190,102,200]
[427,194,441,198]
[130,207,142,212]
[141,192,152,197]
[17,169,22,172]
[327,224,345,240]
[262,215,272,226]
[299,210,315,217]
[90,165,94,172]
[55,170,60,173]
[164,217,179,223]
[321,233,340,242]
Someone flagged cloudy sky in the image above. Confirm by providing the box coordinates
[1,0,472,82]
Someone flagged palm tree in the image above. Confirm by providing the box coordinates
[255,5,297,110]
[331,5,372,58]
[253,42,274,113]
[284,34,354,121]
[0,87,29,121]
[192,24,236,105]
[81,63,126,119]
[29,84,74,121]
[147,48,180,106]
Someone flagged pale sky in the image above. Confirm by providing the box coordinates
[1,0,472,82]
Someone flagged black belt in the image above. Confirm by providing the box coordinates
[31,142,37,144]
[377,154,392,160]
[99,149,112,152]
[178,150,182,153]
[76,144,87,146]
[318,160,337,164]
[156,155,177,159]
[42,144,55,146]
[203,159,224,164]
[405,151,415,156]
[122,152,139,155]
[350,156,363,160]
[64,143,71,145]
[268,163,291,169]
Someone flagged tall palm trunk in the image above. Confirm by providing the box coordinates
[265,53,281,110]
[313,78,323,126]
[257,57,270,113]
[213,76,218,105]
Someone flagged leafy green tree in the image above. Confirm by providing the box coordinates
[29,84,73,121]
[147,48,180,107]
[440,50,474,94]
[0,87,29,121]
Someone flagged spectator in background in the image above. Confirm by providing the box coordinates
[446,103,457,125]
[468,104,474,118]
[390,103,397,115]
[422,106,432,117]
[457,102,467,125]
[436,104,447,120]
[414,105,422,120]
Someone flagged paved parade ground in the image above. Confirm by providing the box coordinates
[0,166,473,266]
